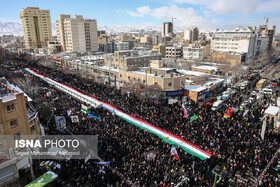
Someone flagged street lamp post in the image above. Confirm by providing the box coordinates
[28,148,35,180]
[146,68,148,87]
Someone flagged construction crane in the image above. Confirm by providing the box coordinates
[264,17,269,26]
[162,16,177,23]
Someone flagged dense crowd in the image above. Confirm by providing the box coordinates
[0,49,279,186]
[27,66,279,186]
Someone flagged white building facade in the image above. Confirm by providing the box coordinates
[165,45,183,59]
[211,28,258,61]
[183,45,210,60]
[56,15,98,53]
[184,27,199,42]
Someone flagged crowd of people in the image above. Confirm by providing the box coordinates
[25,65,279,186]
[0,49,279,186]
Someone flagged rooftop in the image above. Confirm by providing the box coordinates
[185,85,207,92]
[215,28,252,33]
[205,79,225,86]
[0,77,32,102]
[96,66,120,72]
[156,67,176,71]
[192,66,219,71]
[177,69,209,77]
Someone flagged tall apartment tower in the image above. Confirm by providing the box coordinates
[84,19,98,51]
[19,7,52,49]
[254,25,276,50]
[56,15,98,53]
[184,27,199,42]
[162,22,173,37]
[56,14,71,51]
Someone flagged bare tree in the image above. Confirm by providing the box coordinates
[135,84,163,100]
[194,74,212,85]
[121,82,134,95]
[38,57,56,69]
[144,84,163,100]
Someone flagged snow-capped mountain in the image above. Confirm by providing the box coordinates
[0,22,23,36]
[0,21,56,36]
[0,21,212,36]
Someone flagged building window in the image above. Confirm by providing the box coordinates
[168,83,172,87]
[120,74,122,78]
[30,125,36,133]
[143,80,146,83]
[10,119,19,129]
[128,76,130,80]
[155,82,158,85]
[7,104,15,113]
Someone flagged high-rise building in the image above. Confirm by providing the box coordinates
[254,25,276,50]
[162,22,173,37]
[56,14,71,51]
[56,15,98,53]
[84,19,98,52]
[184,27,199,42]
[211,28,259,63]
[19,7,53,49]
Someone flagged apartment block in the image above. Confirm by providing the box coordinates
[19,7,52,49]
[104,50,162,71]
[211,28,258,62]
[184,27,199,42]
[56,15,98,53]
[165,45,183,59]
[115,42,130,51]
[254,25,276,50]
[183,45,210,60]
[0,78,41,185]
[119,60,186,93]
[153,45,166,56]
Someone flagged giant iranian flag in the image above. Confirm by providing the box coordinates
[25,68,212,160]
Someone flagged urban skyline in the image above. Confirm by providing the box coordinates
[0,0,280,33]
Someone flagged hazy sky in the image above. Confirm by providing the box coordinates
[0,0,279,31]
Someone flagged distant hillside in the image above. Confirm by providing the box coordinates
[0,21,56,36]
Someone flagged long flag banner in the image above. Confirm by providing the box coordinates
[25,68,211,160]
